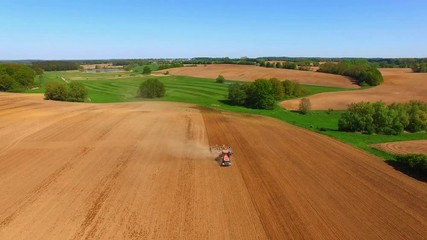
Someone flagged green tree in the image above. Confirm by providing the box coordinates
[269,78,284,100]
[33,66,44,75]
[228,83,247,106]
[282,80,295,97]
[388,103,409,134]
[138,78,165,98]
[282,80,306,97]
[245,79,275,109]
[318,62,384,86]
[338,102,374,133]
[406,101,427,132]
[412,63,427,73]
[216,75,225,83]
[372,101,391,134]
[45,82,68,101]
[0,63,36,91]
[124,64,134,71]
[284,62,297,69]
[298,98,311,114]
[67,82,87,102]
[142,66,152,75]
[32,61,79,71]
[395,154,427,176]
[0,74,15,91]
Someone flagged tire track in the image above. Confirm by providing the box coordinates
[72,146,137,240]
[0,147,93,231]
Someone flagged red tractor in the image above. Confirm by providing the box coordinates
[220,149,232,167]
[210,145,232,167]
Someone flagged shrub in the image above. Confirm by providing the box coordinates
[298,66,311,71]
[395,154,427,176]
[216,75,225,83]
[142,66,152,75]
[228,83,247,106]
[45,82,68,101]
[67,82,88,102]
[138,78,165,98]
[299,98,311,114]
[283,62,297,69]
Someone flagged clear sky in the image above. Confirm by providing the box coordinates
[1,0,426,59]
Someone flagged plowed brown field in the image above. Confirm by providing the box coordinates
[157,64,358,88]
[372,140,427,155]
[0,93,426,239]
[281,68,427,110]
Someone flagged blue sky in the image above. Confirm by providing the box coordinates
[1,0,426,59]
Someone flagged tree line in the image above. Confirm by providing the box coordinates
[228,78,307,110]
[412,63,427,73]
[395,154,427,178]
[33,61,79,71]
[338,101,427,135]
[0,63,37,91]
[157,63,184,70]
[27,58,427,72]
[318,62,384,86]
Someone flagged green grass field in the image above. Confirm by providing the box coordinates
[27,70,427,160]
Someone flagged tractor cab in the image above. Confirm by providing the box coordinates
[220,149,232,167]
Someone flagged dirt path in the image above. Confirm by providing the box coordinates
[156,64,358,89]
[61,76,69,83]
[0,93,426,239]
[281,68,427,110]
[372,140,427,155]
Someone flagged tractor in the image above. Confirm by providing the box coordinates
[210,145,232,167]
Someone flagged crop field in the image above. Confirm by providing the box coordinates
[372,140,427,155]
[156,64,359,89]
[0,93,426,239]
[281,68,427,110]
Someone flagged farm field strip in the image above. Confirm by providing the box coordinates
[372,140,427,155]
[157,64,359,89]
[281,68,427,110]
